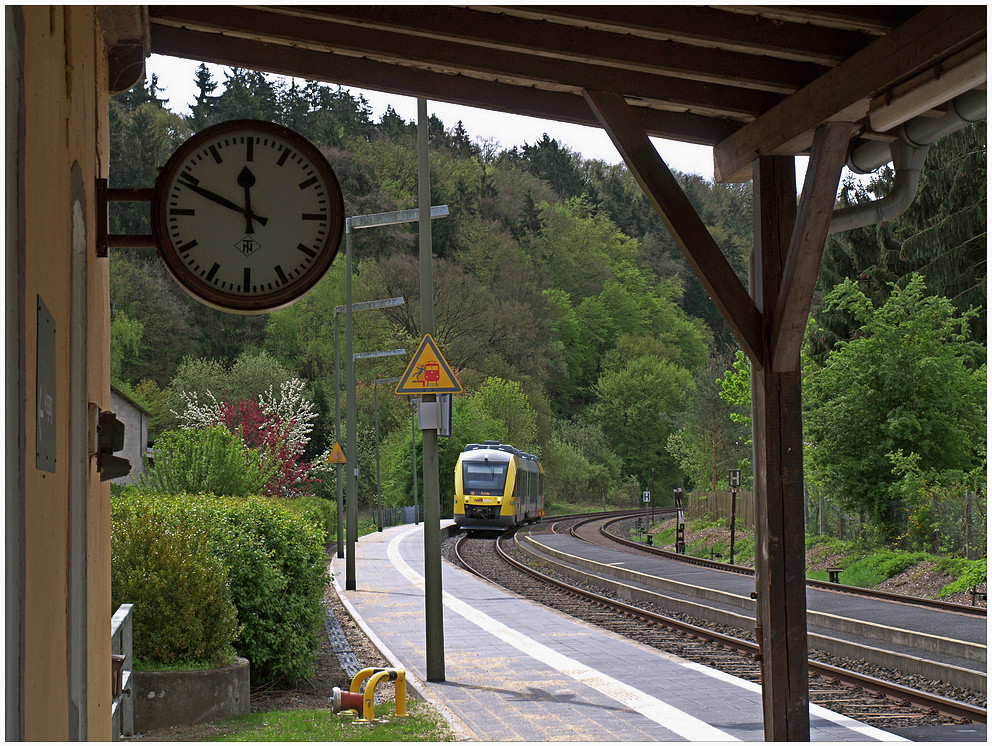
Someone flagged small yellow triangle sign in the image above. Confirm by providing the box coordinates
[327,441,347,464]
[395,334,462,395]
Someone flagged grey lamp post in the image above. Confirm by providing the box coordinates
[373,375,402,532]
[333,296,404,559]
[343,206,448,591]
[352,351,404,536]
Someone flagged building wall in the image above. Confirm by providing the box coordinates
[9,6,113,740]
[111,387,150,485]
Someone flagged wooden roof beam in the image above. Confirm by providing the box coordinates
[149,6,779,120]
[149,24,740,146]
[739,6,917,34]
[713,5,986,182]
[493,5,875,65]
[583,88,763,365]
[281,5,822,93]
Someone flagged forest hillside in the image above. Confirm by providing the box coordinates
[110,67,985,547]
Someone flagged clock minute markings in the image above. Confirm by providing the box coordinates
[274,265,288,286]
[205,263,220,283]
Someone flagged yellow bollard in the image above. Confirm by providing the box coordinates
[333,667,407,722]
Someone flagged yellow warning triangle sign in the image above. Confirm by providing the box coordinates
[395,334,462,395]
[326,441,347,464]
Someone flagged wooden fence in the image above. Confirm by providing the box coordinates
[687,490,755,530]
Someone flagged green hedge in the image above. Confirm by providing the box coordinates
[111,507,239,668]
[112,491,329,682]
[272,494,336,542]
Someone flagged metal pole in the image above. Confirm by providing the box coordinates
[412,399,419,525]
[730,487,737,565]
[375,381,382,532]
[419,97,445,683]
[334,313,344,558]
[729,468,741,565]
[345,221,358,591]
[372,375,402,532]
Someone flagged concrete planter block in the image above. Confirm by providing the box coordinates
[133,657,250,733]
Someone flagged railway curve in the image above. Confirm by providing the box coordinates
[449,516,986,731]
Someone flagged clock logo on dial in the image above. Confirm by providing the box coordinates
[151,120,345,313]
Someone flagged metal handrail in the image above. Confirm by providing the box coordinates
[110,604,134,739]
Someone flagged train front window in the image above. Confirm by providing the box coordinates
[462,461,508,493]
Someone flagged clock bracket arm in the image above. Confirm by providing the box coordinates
[95,177,156,257]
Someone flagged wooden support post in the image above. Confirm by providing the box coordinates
[771,123,851,371]
[751,155,810,741]
[583,89,837,739]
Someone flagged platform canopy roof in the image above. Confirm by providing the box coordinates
[146,5,986,182]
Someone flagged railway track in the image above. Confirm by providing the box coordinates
[590,513,987,616]
[542,513,986,693]
[451,523,987,730]
[553,513,986,691]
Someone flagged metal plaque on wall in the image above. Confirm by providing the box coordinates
[36,295,56,472]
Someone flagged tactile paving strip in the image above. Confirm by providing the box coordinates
[323,602,363,680]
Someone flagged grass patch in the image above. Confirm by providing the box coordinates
[548,500,612,516]
[834,551,930,588]
[935,557,987,597]
[655,526,676,545]
[728,535,755,565]
[133,655,238,673]
[165,702,457,742]
[687,537,725,560]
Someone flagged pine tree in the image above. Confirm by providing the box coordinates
[188,63,218,130]
[522,134,586,198]
[211,68,279,122]
[114,73,169,110]
[895,125,986,339]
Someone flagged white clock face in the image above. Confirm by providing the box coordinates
[152,120,344,313]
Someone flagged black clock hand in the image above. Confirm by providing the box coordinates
[179,177,268,227]
[238,166,258,234]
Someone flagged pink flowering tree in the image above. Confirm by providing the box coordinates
[175,379,320,496]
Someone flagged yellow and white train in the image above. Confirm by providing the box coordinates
[453,441,544,531]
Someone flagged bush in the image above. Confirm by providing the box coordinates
[112,492,329,683]
[111,506,239,668]
[137,426,273,497]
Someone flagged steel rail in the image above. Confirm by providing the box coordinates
[587,514,986,617]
